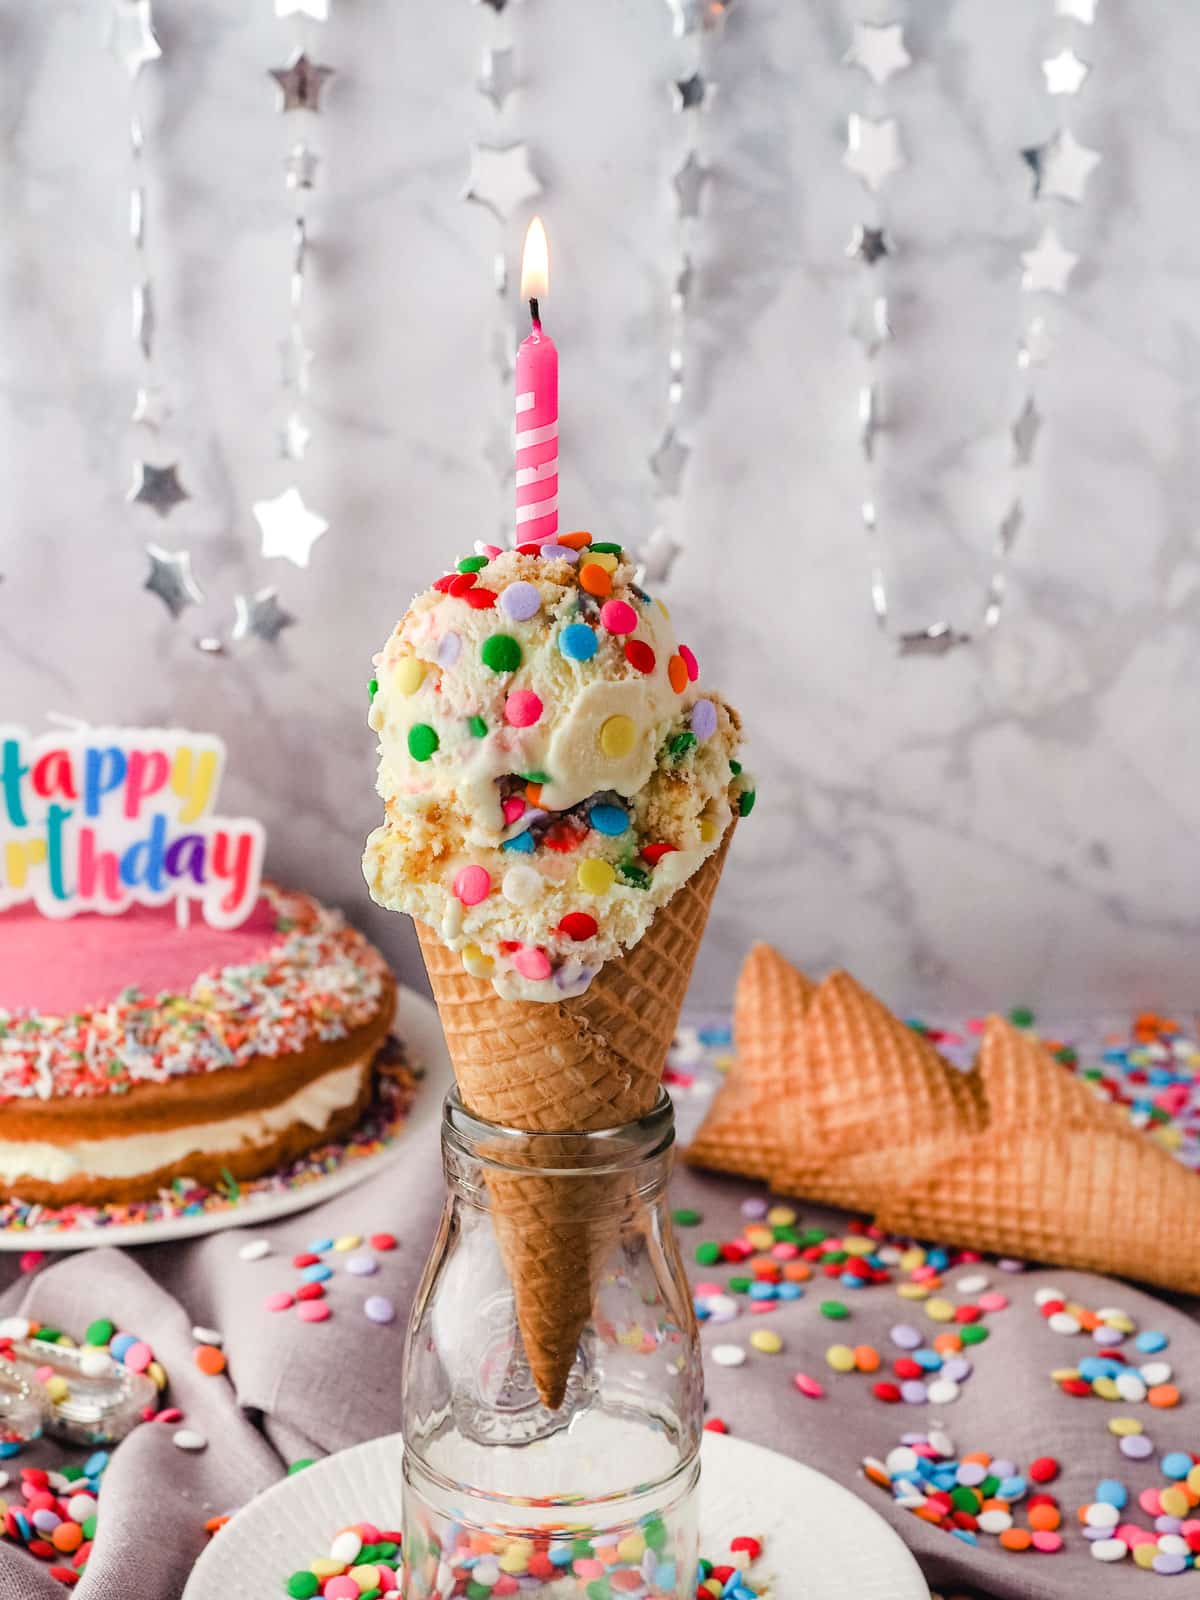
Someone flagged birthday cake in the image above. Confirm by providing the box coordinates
[0,883,395,1205]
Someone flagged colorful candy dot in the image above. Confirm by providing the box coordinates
[559,623,598,662]
[599,715,637,758]
[579,562,612,597]
[599,600,638,635]
[481,634,521,673]
[453,865,492,906]
[577,859,616,894]
[558,912,599,942]
[625,640,656,674]
[407,724,439,762]
[500,581,541,621]
[505,689,544,727]
[393,657,426,695]
[678,644,699,681]
[513,947,552,981]
[589,804,629,836]
[691,700,718,741]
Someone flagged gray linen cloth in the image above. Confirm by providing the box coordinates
[0,1137,1190,1600]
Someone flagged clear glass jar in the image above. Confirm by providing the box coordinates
[401,1088,702,1599]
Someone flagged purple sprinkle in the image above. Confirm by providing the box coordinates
[1092,1325,1124,1347]
[32,1510,60,1533]
[1156,1516,1183,1534]
[539,543,579,565]
[1120,1435,1154,1460]
[500,581,541,622]
[890,1324,921,1350]
[364,1296,395,1325]
[997,1258,1026,1273]
[899,1380,927,1405]
[437,631,461,667]
[941,1356,972,1382]
[1081,1526,1110,1542]
[990,1459,1017,1481]
[690,699,718,741]
[1154,1554,1188,1575]
[741,1198,769,1219]
[957,1463,986,1487]
[345,1255,378,1277]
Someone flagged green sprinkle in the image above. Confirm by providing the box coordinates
[980,1475,1001,1499]
[589,542,623,555]
[617,861,650,889]
[286,1575,320,1599]
[819,1300,849,1320]
[643,1517,668,1552]
[728,1275,752,1294]
[520,771,549,784]
[586,1581,612,1600]
[950,1486,980,1513]
[457,555,490,573]
[287,1458,315,1476]
[36,1328,62,1343]
[960,1323,989,1346]
[1009,1005,1035,1027]
[729,758,743,776]
[738,788,757,817]
[672,1207,702,1227]
[695,1241,721,1266]
[408,724,439,762]
[667,731,697,761]
[219,1168,240,1200]
[81,1514,98,1541]
[367,677,378,702]
[481,633,521,673]
[468,715,488,737]
[85,1319,115,1348]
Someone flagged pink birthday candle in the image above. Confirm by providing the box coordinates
[514,217,559,546]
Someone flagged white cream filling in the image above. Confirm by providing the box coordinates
[0,1057,370,1185]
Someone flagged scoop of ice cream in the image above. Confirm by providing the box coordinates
[363,534,753,1000]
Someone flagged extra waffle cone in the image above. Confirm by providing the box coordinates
[418,830,732,1408]
[687,946,1200,1293]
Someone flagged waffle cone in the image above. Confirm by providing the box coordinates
[417,831,732,1407]
[687,947,1200,1293]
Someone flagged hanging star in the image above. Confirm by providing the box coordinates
[850,296,892,358]
[1042,47,1090,95]
[898,623,970,657]
[846,224,892,266]
[859,383,881,460]
[280,329,315,393]
[672,150,706,219]
[463,142,543,221]
[285,144,320,191]
[1055,0,1097,21]
[1021,127,1101,203]
[843,21,912,87]
[269,52,335,114]
[144,545,203,619]
[982,571,1007,631]
[254,486,329,567]
[671,257,694,310]
[131,383,169,430]
[478,46,516,113]
[127,461,189,518]
[997,501,1024,553]
[279,413,312,462]
[844,114,904,194]
[275,0,329,17]
[109,0,162,80]
[133,281,154,361]
[673,71,710,112]
[1017,314,1054,369]
[233,588,295,644]
[1020,225,1079,293]
[1011,396,1042,466]
[637,528,685,585]
[650,428,690,496]
[664,0,703,36]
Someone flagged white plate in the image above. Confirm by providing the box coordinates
[0,986,451,1251]
[184,1429,926,1599]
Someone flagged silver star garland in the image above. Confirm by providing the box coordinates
[112,1,191,542]
[465,0,543,545]
[645,1,735,586]
[845,3,1100,656]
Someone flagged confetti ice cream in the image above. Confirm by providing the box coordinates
[363,534,752,1002]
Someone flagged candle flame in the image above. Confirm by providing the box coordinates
[520,216,549,303]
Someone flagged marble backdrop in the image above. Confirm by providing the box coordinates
[1,0,1195,1013]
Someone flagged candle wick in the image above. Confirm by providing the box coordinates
[528,296,540,330]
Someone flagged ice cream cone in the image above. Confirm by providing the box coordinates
[418,830,732,1407]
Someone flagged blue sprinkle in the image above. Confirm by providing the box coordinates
[307,1238,334,1254]
[589,804,629,836]
[913,1348,943,1371]
[698,1024,733,1046]
[558,622,597,662]
[1096,1477,1129,1506]
[84,1450,110,1478]
[999,1475,1027,1500]
[502,830,536,853]
[1136,1330,1168,1354]
[777,1282,804,1300]
[109,1334,137,1362]
[0,1442,22,1460]
[301,1263,332,1284]
[950,1528,978,1546]
[748,1282,777,1300]
[1161,1454,1191,1482]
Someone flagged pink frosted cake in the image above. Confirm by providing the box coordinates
[0,884,395,1205]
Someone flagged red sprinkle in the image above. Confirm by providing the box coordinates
[624,640,656,675]
[703,1418,729,1433]
[370,1233,396,1251]
[1029,1456,1060,1484]
[872,1382,902,1404]
[465,587,498,609]
[447,572,478,597]
[641,843,677,866]
[558,913,599,942]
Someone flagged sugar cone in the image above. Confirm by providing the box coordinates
[418,830,732,1407]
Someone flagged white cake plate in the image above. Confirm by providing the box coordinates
[183,1430,926,1600]
[0,986,451,1251]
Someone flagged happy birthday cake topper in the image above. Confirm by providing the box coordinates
[0,725,264,929]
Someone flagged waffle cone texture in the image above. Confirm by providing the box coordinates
[686,944,1200,1294]
[418,829,732,1407]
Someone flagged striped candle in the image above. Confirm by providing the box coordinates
[514,217,559,546]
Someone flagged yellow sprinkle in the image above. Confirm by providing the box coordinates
[825,1343,856,1373]
[589,551,619,573]
[897,1282,929,1301]
[899,1247,926,1270]
[147,1361,168,1390]
[767,1205,797,1226]
[1050,1367,1081,1384]
[393,656,426,695]
[311,1559,346,1579]
[842,1235,875,1256]
[1109,1416,1143,1437]
[499,1551,529,1575]
[45,1376,69,1403]
[1162,1487,1190,1519]
[462,943,494,979]
[699,816,718,843]
[616,1534,645,1563]
[1133,1543,1158,1570]
[656,598,670,618]
[1188,1464,1200,1496]
[349,1567,380,1594]
[1091,1376,1119,1400]
[744,1225,774,1250]
[1103,1312,1135,1333]
[925,1298,955,1323]
[577,858,616,895]
[599,715,637,759]
[750,1329,782,1355]
[333,1235,361,1252]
